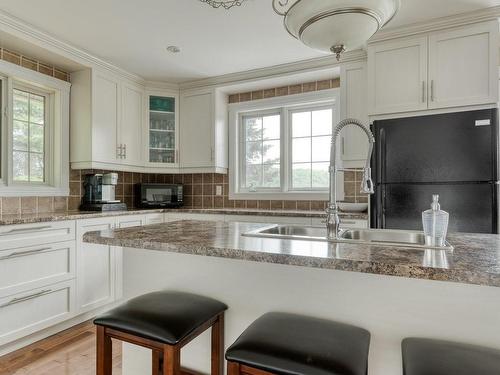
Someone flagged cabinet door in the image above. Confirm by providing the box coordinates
[76,218,115,313]
[428,22,498,109]
[368,36,428,115]
[180,91,214,168]
[340,62,370,165]
[121,84,144,166]
[92,73,120,163]
[146,93,178,167]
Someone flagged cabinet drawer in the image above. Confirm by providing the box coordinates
[311,218,368,228]
[224,215,310,225]
[0,280,75,346]
[0,221,76,250]
[0,241,76,298]
[144,213,164,225]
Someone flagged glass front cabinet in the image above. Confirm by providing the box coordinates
[146,92,179,167]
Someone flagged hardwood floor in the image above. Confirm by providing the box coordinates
[0,321,122,375]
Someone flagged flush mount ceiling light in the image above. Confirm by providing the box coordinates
[272,0,400,60]
[199,0,247,9]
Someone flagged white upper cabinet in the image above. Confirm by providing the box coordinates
[180,88,228,173]
[428,22,498,109]
[368,21,499,115]
[368,36,429,115]
[70,68,145,171]
[121,83,144,166]
[340,62,370,165]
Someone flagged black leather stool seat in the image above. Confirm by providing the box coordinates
[226,312,370,375]
[94,291,227,345]
[403,338,500,375]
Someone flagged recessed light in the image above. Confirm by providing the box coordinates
[166,45,181,53]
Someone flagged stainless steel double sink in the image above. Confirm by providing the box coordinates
[243,225,453,250]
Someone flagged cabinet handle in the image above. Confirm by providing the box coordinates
[0,246,52,260]
[123,144,127,159]
[422,81,426,103]
[431,80,435,102]
[4,225,52,234]
[116,144,122,159]
[0,289,52,309]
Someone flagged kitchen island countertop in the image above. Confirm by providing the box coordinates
[83,220,500,288]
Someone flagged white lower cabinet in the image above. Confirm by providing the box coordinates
[0,280,75,346]
[76,217,116,313]
[224,215,310,225]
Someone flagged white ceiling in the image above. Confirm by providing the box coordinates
[0,0,498,83]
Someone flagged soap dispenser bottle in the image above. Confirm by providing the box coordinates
[422,195,449,247]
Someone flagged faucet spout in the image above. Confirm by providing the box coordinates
[326,118,375,240]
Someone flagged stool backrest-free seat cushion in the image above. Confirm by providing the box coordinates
[402,338,500,375]
[94,291,227,345]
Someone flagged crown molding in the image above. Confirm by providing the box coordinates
[370,5,500,43]
[0,9,146,84]
[179,49,367,90]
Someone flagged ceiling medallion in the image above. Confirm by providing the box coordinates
[199,0,247,9]
[272,0,400,60]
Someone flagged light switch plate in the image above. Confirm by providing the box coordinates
[475,119,491,126]
[216,185,223,196]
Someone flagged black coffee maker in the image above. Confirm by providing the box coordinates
[80,173,127,211]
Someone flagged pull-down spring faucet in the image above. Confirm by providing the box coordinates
[326,119,375,240]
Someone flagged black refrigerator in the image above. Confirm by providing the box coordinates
[370,109,499,234]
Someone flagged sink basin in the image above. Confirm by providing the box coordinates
[243,225,453,250]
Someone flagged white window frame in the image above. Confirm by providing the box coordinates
[229,88,342,200]
[0,59,70,196]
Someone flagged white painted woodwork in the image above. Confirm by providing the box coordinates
[121,83,144,166]
[0,241,75,298]
[0,221,75,251]
[428,22,498,109]
[0,280,75,346]
[340,62,370,166]
[76,218,116,313]
[368,36,429,115]
[180,88,228,171]
[145,213,165,225]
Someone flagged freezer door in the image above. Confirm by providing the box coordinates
[372,109,498,184]
[378,183,497,234]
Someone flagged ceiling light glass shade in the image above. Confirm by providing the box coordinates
[273,0,400,59]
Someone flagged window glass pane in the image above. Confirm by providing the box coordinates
[263,164,280,187]
[30,94,45,124]
[30,154,44,182]
[13,121,28,151]
[292,163,311,189]
[245,117,262,141]
[246,164,262,188]
[30,124,44,153]
[263,140,280,164]
[312,136,331,162]
[13,151,29,181]
[245,141,262,164]
[312,162,330,188]
[13,90,29,121]
[292,111,311,137]
[263,115,280,140]
[312,109,332,136]
[12,88,46,183]
[292,138,311,163]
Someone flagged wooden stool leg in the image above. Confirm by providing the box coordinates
[152,350,162,375]
[163,344,180,375]
[227,361,240,375]
[96,326,112,375]
[211,313,225,375]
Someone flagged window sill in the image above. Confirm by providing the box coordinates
[229,191,329,201]
[0,185,69,197]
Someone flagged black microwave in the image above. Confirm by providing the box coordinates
[135,183,183,208]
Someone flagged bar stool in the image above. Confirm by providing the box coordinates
[93,291,227,375]
[226,312,371,375]
[402,338,500,375]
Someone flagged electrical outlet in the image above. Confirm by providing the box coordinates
[216,185,223,196]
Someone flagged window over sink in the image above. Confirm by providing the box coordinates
[230,87,340,200]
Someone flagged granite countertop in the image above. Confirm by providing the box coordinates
[0,208,368,225]
[83,220,500,288]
